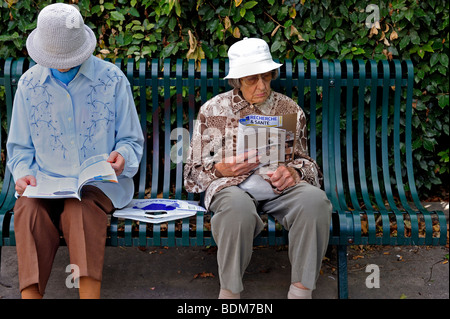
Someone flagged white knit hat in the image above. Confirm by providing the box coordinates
[26,3,96,69]
[224,37,282,79]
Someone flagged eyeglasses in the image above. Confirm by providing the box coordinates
[240,71,274,86]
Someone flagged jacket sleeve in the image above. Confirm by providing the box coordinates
[183,108,222,193]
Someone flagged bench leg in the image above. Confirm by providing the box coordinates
[0,246,12,289]
[337,245,349,299]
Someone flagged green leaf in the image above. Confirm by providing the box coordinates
[430,53,440,67]
[319,16,330,31]
[438,95,449,108]
[422,42,434,53]
[338,5,348,18]
[317,43,328,56]
[218,44,228,57]
[399,36,410,50]
[110,11,125,21]
[126,45,140,55]
[437,65,447,75]
[328,40,339,53]
[132,33,145,39]
[271,40,282,52]
[410,31,420,45]
[423,137,436,151]
[169,16,177,31]
[129,7,140,17]
[244,11,255,23]
[412,138,422,150]
[0,32,20,42]
[175,0,181,16]
[243,1,258,9]
[439,53,449,67]
[161,42,177,57]
[277,5,288,20]
[405,8,414,21]
[352,47,365,55]
[103,3,115,10]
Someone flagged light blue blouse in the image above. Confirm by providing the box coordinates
[7,56,144,208]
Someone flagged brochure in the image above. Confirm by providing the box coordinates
[22,153,118,200]
[113,198,206,224]
[237,113,298,200]
[236,113,298,172]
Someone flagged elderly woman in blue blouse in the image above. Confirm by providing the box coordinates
[6,3,143,299]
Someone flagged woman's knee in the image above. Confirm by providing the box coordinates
[62,186,111,222]
[285,184,332,225]
[303,186,332,218]
[62,198,108,227]
[210,187,262,235]
[211,187,256,218]
[14,197,52,227]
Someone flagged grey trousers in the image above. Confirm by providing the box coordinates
[210,182,332,294]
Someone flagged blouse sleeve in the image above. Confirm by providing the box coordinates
[183,108,222,193]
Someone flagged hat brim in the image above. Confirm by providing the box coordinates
[26,25,97,69]
[224,60,283,79]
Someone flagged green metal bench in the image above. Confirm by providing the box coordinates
[0,57,447,299]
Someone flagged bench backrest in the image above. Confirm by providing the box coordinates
[2,57,445,246]
[117,59,420,212]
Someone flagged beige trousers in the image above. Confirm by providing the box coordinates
[13,185,114,296]
[210,182,332,294]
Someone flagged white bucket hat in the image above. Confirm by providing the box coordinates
[26,3,96,69]
[224,37,282,79]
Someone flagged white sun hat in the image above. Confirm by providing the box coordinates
[224,37,283,79]
[26,3,96,69]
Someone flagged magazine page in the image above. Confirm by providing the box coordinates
[77,153,118,191]
[22,170,80,199]
[236,113,298,200]
[278,113,298,163]
[22,154,118,200]
[236,113,298,169]
[113,198,206,224]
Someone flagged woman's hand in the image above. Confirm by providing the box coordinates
[214,150,260,177]
[107,151,125,176]
[15,175,36,196]
[266,165,297,191]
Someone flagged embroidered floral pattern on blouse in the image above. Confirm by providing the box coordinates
[80,69,121,158]
[21,73,68,158]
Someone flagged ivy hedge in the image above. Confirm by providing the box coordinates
[0,0,448,200]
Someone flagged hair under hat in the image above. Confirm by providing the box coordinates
[26,3,96,69]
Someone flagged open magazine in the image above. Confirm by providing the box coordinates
[236,113,297,173]
[22,153,118,200]
[113,198,206,224]
[236,113,298,201]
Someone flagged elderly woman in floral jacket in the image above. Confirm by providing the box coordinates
[184,38,332,299]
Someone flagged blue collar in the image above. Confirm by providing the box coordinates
[50,65,81,85]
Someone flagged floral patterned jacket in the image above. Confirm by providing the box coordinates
[183,88,322,209]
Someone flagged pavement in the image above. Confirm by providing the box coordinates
[0,202,448,302]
